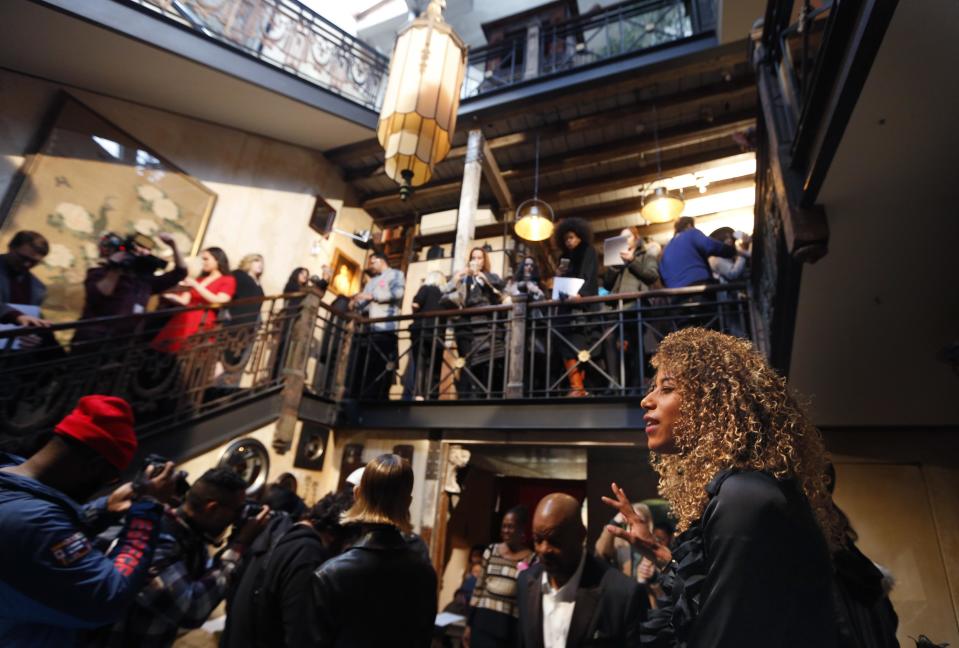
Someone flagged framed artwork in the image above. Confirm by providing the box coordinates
[329,248,361,296]
[0,93,216,322]
[309,195,336,236]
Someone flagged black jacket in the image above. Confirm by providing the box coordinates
[222,515,329,648]
[645,470,839,647]
[309,524,437,647]
[517,552,648,648]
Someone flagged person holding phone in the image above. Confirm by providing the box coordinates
[444,247,505,398]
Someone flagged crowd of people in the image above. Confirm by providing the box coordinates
[0,328,903,647]
[1,212,752,402]
[338,215,752,400]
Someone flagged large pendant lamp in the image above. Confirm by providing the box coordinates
[514,134,555,242]
[640,105,685,224]
[377,0,467,200]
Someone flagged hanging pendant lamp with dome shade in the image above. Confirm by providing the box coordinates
[377,0,467,200]
[640,105,685,223]
[514,135,555,242]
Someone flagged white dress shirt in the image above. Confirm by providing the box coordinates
[541,551,587,648]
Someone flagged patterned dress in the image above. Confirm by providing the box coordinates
[468,543,533,648]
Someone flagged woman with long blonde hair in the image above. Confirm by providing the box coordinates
[310,454,437,646]
[604,328,842,646]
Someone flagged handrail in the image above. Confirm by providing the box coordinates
[123,0,389,110]
[340,282,745,326]
[0,291,311,339]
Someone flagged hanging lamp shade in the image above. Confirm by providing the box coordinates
[514,198,555,242]
[377,0,467,190]
[640,186,685,224]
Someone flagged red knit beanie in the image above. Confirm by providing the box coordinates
[54,395,137,471]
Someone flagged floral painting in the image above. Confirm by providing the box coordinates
[0,94,215,322]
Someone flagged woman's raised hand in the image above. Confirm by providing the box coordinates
[601,482,672,567]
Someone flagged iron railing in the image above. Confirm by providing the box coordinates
[125,0,389,110]
[336,282,752,402]
[0,282,752,446]
[0,294,300,446]
[462,0,717,98]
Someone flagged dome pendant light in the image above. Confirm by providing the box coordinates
[514,134,555,242]
[640,105,684,224]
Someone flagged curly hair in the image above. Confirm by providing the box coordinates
[647,328,842,549]
[553,217,593,249]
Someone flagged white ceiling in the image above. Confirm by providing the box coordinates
[788,0,959,426]
[0,0,375,152]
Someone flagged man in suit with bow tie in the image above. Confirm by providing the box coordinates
[517,493,648,648]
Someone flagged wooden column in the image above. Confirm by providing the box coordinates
[273,289,321,453]
[506,293,528,398]
[453,129,484,273]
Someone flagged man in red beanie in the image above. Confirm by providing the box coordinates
[0,395,177,648]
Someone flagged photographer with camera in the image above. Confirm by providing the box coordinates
[90,467,271,648]
[0,395,177,648]
[72,231,187,347]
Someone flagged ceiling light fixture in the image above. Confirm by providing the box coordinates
[640,105,685,224]
[377,0,466,200]
[514,134,555,242]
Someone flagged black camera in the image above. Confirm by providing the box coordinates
[100,232,168,275]
[140,453,191,499]
[238,500,275,523]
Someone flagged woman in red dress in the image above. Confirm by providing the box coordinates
[152,247,235,353]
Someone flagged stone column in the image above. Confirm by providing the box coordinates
[453,129,484,273]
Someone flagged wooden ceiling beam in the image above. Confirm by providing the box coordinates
[481,138,513,215]
[371,148,752,224]
[544,146,749,203]
[340,76,755,178]
[501,113,754,180]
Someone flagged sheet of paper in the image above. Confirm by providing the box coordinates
[0,304,41,351]
[435,612,466,627]
[551,277,585,300]
[603,234,631,267]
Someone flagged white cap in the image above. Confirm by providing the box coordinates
[346,467,365,486]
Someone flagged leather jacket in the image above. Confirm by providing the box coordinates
[309,524,437,647]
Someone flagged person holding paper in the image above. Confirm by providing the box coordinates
[553,218,598,397]
[0,231,51,331]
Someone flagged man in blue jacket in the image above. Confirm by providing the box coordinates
[0,395,175,647]
[659,216,738,289]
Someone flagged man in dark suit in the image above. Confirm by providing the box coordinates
[518,493,648,648]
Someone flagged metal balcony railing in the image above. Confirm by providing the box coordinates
[125,0,389,110]
[0,294,300,443]
[0,283,752,444]
[328,282,752,402]
[462,0,717,98]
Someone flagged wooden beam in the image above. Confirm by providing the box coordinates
[501,113,754,180]
[544,146,747,204]
[374,149,752,227]
[480,138,513,214]
[341,76,756,178]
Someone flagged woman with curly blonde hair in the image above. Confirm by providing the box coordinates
[604,327,842,647]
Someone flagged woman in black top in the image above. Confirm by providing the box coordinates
[309,454,437,647]
[222,253,265,371]
[604,328,843,647]
[445,247,506,398]
[409,270,446,400]
[553,217,598,397]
